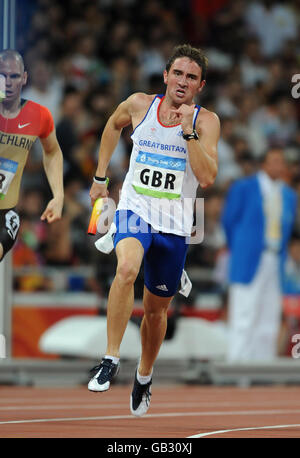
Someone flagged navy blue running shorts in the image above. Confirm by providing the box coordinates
[113,209,189,297]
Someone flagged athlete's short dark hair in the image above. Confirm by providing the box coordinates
[166,44,208,81]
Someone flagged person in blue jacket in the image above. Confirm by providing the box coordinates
[222,148,297,361]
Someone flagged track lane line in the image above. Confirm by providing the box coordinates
[1,408,300,425]
[187,423,300,438]
[2,399,300,411]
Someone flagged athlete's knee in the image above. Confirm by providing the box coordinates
[116,260,140,285]
[144,303,169,324]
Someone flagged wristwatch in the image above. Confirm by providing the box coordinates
[182,129,199,141]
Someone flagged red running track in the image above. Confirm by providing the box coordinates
[0,384,300,438]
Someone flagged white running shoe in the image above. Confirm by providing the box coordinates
[130,370,152,417]
[88,358,120,392]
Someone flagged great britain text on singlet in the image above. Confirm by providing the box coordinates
[138,138,187,154]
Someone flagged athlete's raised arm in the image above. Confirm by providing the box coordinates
[190,110,220,188]
[171,104,219,188]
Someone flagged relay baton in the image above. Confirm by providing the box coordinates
[87,198,104,235]
[87,178,109,235]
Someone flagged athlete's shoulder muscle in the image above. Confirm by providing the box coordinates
[111,93,156,130]
[196,107,220,125]
[128,93,156,112]
[196,108,220,137]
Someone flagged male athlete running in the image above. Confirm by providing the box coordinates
[0,50,64,261]
[88,44,220,417]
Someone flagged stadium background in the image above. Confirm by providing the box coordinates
[3,0,300,365]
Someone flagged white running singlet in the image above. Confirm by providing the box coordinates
[117,95,201,236]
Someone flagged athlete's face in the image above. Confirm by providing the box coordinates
[0,57,27,104]
[163,57,205,105]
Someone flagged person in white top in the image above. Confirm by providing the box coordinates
[88,44,220,416]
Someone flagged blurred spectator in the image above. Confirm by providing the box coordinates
[234,93,267,157]
[22,59,63,122]
[68,34,110,92]
[222,148,298,362]
[210,0,247,55]
[56,88,87,182]
[239,37,269,89]
[275,97,298,145]
[215,78,241,118]
[249,95,298,150]
[215,117,243,187]
[43,176,89,266]
[245,0,297,57]
[110,55,132,103]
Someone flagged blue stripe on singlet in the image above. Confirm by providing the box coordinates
[193,105,201,129]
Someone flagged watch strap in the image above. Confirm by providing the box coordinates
[182,129,199,141]
[93,176,109,185]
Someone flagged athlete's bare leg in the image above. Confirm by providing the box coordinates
[105,237,144,357]
[138,287,173,376]
[0,244,4,261]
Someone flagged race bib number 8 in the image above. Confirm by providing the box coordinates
[132,151,186,199]
[0,157,18,197]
